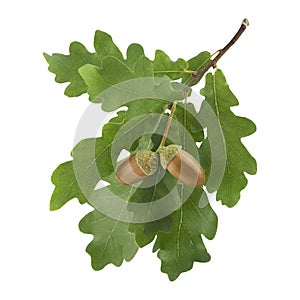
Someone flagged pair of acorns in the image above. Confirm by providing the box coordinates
[116,145,205,188]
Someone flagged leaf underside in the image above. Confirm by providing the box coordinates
[46,29,256,280]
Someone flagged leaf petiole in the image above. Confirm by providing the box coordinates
[154,70,197,75]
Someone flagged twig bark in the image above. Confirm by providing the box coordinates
[158,19,249,148]
[187,18,249,87]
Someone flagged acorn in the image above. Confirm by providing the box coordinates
[159,145,205,188]
[116,150,158,185]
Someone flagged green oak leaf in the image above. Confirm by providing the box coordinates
[44,30,123,97]
[199,69,257,207]
[79,209,138,270]
[43,42,98,97]
[50,161,87,210]
[79,54,179,105]
[153,187,218,281]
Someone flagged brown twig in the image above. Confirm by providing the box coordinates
[187,18,249,87]
[157,19,249,148]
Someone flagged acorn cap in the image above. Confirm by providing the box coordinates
[158,145,182,169]
[135,150,158,175]
[116,150,158,185]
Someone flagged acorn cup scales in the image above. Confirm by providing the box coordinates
[116,149,158,185]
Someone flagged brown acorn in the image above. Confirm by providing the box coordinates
[159,145,205,188]
[116,150,158,185]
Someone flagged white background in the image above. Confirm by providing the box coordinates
[1,0,300,299]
